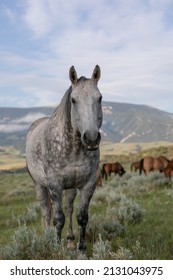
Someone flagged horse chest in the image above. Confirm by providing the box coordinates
[65,162,91,186]
[43,130,99,188]
[45,151,98,189]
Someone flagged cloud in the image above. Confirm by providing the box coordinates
[12,113,47,124]
[21,0,101,38]
[20,0,53,37]
[1,0,173,112]
[0,124,28,133]
[0,112,48,133]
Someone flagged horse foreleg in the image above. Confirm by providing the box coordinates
[49,188,65,243]
[77,184,95,252]
[77,207,88,252]
[35,183,51,227]
[65,188,77,250]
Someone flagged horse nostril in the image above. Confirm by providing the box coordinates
[83,130,101,148]
[83,130,95,145]
[96,132,101,144]
[83,131,90,145]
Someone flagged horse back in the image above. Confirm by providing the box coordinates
[27,117,49,139]
[112,162,125,176]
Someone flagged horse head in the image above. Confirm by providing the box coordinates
[69,65,102,151]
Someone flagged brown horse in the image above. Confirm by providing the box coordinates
[96,167,102,187]
[130,161,140,172]
[163,167,173,178]
[139,156,165,175]
[157,155,169,169]
[101,163,111,180]
[102,162,125,180]
[163,159,173,179]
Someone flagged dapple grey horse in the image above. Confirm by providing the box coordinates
[26,65,102,252]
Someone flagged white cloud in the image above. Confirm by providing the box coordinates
[0,113,49,133]
[21,0,53,37]
[12,113,47,124]
[1,0,173,112]
[0,124,28,133]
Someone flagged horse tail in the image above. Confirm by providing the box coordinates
[139,158,144,175]
[130,163,133,172]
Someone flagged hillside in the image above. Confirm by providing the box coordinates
[0,101,173,152]
[101,102,173,143]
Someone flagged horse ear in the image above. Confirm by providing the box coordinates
[69,66,78,85]
[91,65,101,83]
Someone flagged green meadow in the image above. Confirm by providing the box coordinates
[0,142,173,259]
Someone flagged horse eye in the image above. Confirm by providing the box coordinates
[71,98,76,104]
[98,96,102,103]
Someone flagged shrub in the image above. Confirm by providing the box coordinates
[86,214,103,243]
[92,234,112,260]
[101,219,125,239]
[117,196,144,225]
[17,203,41,224]
[110,246,133,260]
[91,234,132,260]
[92,187,107,204]
[0,225,72,260]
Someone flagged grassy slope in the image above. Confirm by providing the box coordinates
[121,184,173,259]
[0,142,173,259]
[0,171,173,259]
[0,173,36,244]
[0,146,25,170]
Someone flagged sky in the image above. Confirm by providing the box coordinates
[0,0,173,112]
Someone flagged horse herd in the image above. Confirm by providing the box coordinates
[96,155,173,187]
[131,155,173,177]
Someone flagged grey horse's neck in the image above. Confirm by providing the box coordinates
[48,87,82,152]
[51,87,72,126]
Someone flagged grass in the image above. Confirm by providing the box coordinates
[0,170,173,259]
[100,141,173,169]
[1,141,173,259]
[100,141,173,158]
[0,146,25,170]
[0,172,38,244]
[123,190,173,259]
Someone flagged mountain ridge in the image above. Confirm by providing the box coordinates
[0,101,173,152]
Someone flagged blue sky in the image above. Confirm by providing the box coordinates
[0,0,173,112]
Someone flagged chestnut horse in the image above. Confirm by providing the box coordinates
[163,159,173,179]
[102,162,125,180]
[157,155,169,169]
[130,161,140,172]
[139,156,169,175]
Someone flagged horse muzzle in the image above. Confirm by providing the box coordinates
[82,130,101,151]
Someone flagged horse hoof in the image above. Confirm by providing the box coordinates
[67,240,76,250]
